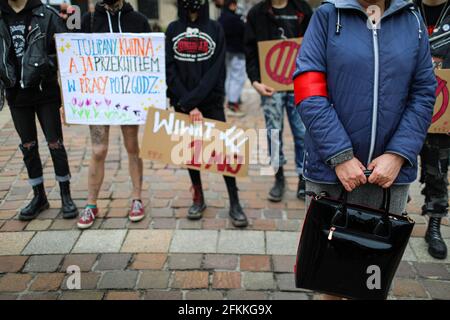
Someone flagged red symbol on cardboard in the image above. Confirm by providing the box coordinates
[265,40,300,85]
[433,75,449,124]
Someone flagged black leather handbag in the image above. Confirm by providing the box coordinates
[295,177,415,300]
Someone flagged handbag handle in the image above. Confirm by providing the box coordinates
[338,170,392,216]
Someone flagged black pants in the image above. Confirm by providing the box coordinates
[420,135,450,218]
[9,102,71,186]
[183,106,239,203]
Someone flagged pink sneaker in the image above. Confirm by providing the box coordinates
[129,200,145,222]
[77,207,98,230]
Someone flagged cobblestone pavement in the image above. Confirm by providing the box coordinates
[0,88,449,300]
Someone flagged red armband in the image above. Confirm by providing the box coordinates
[294,72,328,106]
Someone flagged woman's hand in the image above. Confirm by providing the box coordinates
[189,108,203,123]
[335,158,367,192]
[252,81,275,97]
[367,153,405,188]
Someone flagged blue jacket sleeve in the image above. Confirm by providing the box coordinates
[385,29,437,167]
[294,7,354,166]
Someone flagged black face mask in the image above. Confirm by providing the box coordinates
[181,0,205,12]
[103,0,119,6]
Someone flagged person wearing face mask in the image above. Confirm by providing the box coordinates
[77,0,151,230]
[0,0,77,221]
[295,0,436,299]
[219,0,247,117]
[166,0,249,227]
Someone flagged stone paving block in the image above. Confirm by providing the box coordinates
[170,230,218,254]
[172,271,209,289]
[243,272,276,290]
[130,253,167,270]
[101,218,128,229]
[23,255,64,273]
[272,255,296,273]
[0,273,33,292]
[22,231,80,255]
[203,254,238,270]
[121,230,173,253]
[137,271,170,289]
[266,232,299,255]
[94,253,132,271]
[0,220,27,232]
[73,230,127,253]
[413,262,450,280]
[212,272,241,289]
[226,290,268,300]
[394,261,417,279]
[185,291,224,300]
[20,293,59,300]
[61,272,101,290]
[168,254,203,270]
[143,290,182,300]
[98,271,139,290]
[275,273,303,292]
[60,254,97,272]
[25,219,52,231]
[0,256,28,273]
[402,243,418,262]
[409,238,450,263]
[105,291,141,300]
[422,280,450,300]
[29,273,65,291]
[392,278,428,298]
[0,232,34,256]
[59,291,104,300]
[217,231,265,255]
[240,255,271,272]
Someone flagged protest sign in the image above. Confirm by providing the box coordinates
[258,38,302,92]
[429,69,450,134]
[56,33,166,125]
[140,108,249,178]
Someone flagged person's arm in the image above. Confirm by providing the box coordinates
[177,24,226,111]
[294,8,354,167]
[47,10,68,74]
[384,22,436,167]
[165,23,189,108]
[244,11,260,84]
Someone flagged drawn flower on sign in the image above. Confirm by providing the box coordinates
[105,98,112,107]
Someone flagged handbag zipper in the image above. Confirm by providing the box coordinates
[20,25,40,88]
[328,227,336,241]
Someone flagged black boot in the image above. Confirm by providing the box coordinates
[425,217,448,260]
[188,185,206,220]
[19,184,49,221]
[60,181,78,219]
[297,175,306,200]
[226,182,248,228]
[268,167,285,202]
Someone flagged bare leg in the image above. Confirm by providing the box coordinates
[320,294,344,300]
[121,125,143,200]
[88,125,110,205]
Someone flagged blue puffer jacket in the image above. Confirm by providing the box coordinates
[294,0,437,185]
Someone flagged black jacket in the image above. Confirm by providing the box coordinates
[218,8,245,54]
[0,0,66,89]
[244,0,312,84]
[81,2,151,33]
[166,0,226,113]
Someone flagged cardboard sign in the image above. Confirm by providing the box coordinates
[258,38,302,92]
[140,108,249,178]
[56,33,167,125]
[429,69,450,134]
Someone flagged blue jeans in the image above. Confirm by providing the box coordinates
[261,92,306,176]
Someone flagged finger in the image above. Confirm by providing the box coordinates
[367,161,376,171]
[344,183,352,192]
[382,181,393,189]
[368,170,379,184]
[358,172,367,185]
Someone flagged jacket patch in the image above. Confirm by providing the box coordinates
[172,27,216,62]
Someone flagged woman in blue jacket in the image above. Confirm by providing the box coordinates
[294,0,436,298]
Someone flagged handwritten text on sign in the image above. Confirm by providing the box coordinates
[140,108,249,178]
[56,33,166,125]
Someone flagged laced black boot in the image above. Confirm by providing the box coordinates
[19,183,49,221]
[60,181,78,219]
[425,217,448,260]
[268,167,285,202]
[188,185,206,220]
[226,182,248,228]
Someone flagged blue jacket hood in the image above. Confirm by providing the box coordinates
[325,0,413,15]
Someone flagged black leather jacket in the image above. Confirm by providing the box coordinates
[0,4,66,89]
